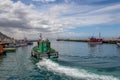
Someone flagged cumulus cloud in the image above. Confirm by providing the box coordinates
[0,0,57,39]
[0,0,120,39]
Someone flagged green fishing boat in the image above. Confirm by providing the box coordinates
[31,34,59,62]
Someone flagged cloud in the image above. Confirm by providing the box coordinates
[0,0,51,38]
[88,4,120,14]
[0,0,120,39]
[0,0,70,39]
[32,0,56,3]
[63,0,110,4]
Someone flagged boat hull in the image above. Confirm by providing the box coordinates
[27,42,33,45]
[31,49,58,61]
[88,38,103,44]
[3,48,16,52]
[117,43,120,47]
[88,41,102,44]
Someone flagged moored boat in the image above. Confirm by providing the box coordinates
[3,48,16,52]
[88,37,103,44]
[31,34,58,62]
[19,43,27,46]
[5,43,18,48]
[27,41,33,45]
[88,33,103,44]
[117,42,120,47]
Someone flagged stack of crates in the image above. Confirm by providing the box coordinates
[39,42,51,53]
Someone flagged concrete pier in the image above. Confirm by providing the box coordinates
[57,38,120,44]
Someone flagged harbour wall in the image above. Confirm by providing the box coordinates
[57,38,120,44]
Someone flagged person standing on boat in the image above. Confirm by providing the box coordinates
[38,33,42,48]
[47,52,50,58]
[37,39,40,48]
[45,39,51,58]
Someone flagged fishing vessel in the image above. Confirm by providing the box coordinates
[88,37,103,44]
[88,33,103,44]
[31,34,58,62]
[0,42,16,53]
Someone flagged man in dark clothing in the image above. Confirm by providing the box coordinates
[47,52,50,58]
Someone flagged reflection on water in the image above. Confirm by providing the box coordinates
[88,44,97,57]
[88,44,103,57]
[0,56,3,64]
[117,47,120,54]
[0,54,6,64]
[52,41,120,69]
[88,43,97,47]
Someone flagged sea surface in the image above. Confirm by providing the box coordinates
[0,41,120,80]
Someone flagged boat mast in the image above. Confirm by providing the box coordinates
[40,33,42,40]
[99,33,101,39]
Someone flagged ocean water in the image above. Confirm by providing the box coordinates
[0,41,120,80]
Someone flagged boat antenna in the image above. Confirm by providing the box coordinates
[99,32,101,38]
[40,33,42,40]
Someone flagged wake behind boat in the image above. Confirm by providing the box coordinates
[31,34,58,62]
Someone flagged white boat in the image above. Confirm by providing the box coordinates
[117,43,120,47]
[19,43,27,47]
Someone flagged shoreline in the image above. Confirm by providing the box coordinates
[56,38,120,44]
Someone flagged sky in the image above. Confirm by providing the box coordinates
[0,0,120,39]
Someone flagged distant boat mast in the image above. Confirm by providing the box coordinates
[99,33,101,39]
[40,33,42,40]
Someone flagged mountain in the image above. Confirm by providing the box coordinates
[0,32,11,39]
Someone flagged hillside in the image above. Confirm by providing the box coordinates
[0,32,11,39]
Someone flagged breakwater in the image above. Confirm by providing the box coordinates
[57,38,120,44]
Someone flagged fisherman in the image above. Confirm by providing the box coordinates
[37,40,39,48]
[46,39,49,42]
[45,38,51,58]
[37,39,41,48]
[47,51,50,58]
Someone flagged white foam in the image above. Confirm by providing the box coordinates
[36,59,119,80]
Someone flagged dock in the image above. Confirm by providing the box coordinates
[57,38,120,44]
